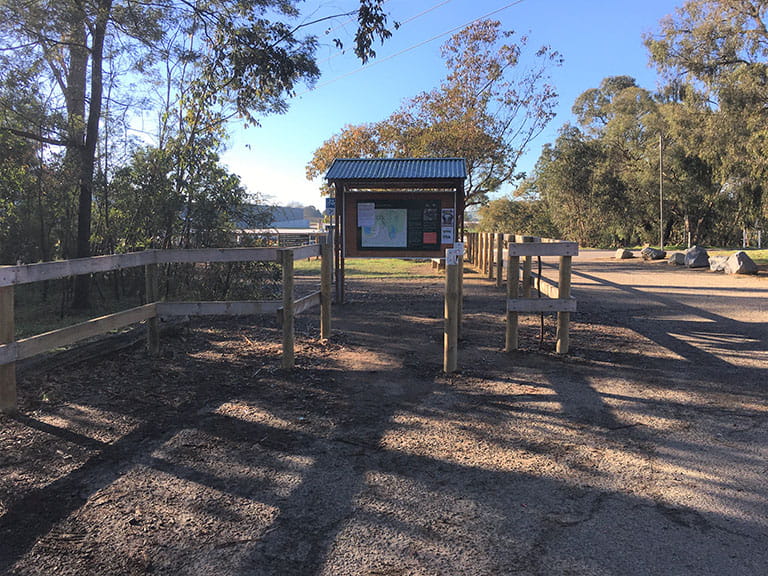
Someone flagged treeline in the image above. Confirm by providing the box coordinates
[481,1,768,248]
[0,0,391,310]
[0,133,271,266]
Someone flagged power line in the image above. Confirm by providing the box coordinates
[314,0,454,68]
[299,0,527,96]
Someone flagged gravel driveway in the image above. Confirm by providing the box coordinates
[1,253,766,575]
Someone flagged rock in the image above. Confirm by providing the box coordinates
[641,247,666,261]
[668,252,685,266]
[724,251,758,275]
[709,256,728,272]
[684,245,710,268]
[615,248,634,259]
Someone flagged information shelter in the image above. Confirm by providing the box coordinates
[325,158,467,302]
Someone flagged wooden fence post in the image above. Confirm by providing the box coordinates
[487,233,495,281]
[519,235,535,298]
[495,233,504,288]
[443,248,460,373]
[320,241,332,340]
[481,233,487,274]
[0,286,16,413]
[145,262,160,356]
[505,253,520,352]
[280,249,295,369]
[556,255,572,354]
[473,232,483,271]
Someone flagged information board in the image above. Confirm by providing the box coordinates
[357,199,442,251]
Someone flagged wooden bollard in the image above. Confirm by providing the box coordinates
[280,249,295,369]
[443,248,460,373]
[556,255,572,354]
[0,285,16,413]
[505,253,520,352]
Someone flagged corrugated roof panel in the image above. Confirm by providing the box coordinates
[326,158,466,181]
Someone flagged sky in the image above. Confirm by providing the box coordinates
[221,0,683,210]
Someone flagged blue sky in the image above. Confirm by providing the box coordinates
[222,0,683,209]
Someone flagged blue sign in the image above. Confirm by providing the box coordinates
[325,197,336,216]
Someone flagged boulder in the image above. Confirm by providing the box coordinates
[641,247,667,261]
[709,256,728,272]
[684,245,710,268]
[668,252,685,266]
[724,251,758,275]
[615,248,634,259]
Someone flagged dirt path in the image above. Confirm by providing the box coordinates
[1,255,767,575]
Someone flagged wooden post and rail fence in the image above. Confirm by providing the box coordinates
[463,232,578,354]
[0,242,332,414]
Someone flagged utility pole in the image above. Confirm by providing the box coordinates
[659,132,664,251]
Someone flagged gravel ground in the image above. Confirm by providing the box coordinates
[1,252,767,575]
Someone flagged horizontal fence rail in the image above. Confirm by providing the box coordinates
[0,243,331,413]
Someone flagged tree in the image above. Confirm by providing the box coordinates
[307,19,561,222]
[645,0,768,234]
[477,179,558,237]
[535,122,647,247]
[0,0,392,307]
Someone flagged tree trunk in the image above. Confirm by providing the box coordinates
[72,0,113,309]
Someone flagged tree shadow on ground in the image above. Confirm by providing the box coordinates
[1,266,767,574]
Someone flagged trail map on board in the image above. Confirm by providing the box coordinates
[361,209,408,248]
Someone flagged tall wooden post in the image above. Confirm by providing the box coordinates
[443,249,460,373]
[455,242,464,340]
[280,249,295,369]
[505,253,520,352]
[495,233,504,288]
[320,241,332,340]
[145,262,160,356]
[0,286,16,413]
[556,255,572,354]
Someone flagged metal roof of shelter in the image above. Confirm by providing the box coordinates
[325,158,466,182]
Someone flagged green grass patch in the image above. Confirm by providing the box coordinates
[708,248,768,265]
[295,257,440,279]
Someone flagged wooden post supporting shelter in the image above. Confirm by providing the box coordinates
[0,286,15,413]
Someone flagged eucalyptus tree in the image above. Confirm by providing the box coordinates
[534,125,633,247]
[307,19,562,223]
[0,0,392,307]
[645,0,768,236]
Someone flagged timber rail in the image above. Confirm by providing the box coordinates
[0,243,332,413]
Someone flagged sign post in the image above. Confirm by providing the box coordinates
[444,248,461,373]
